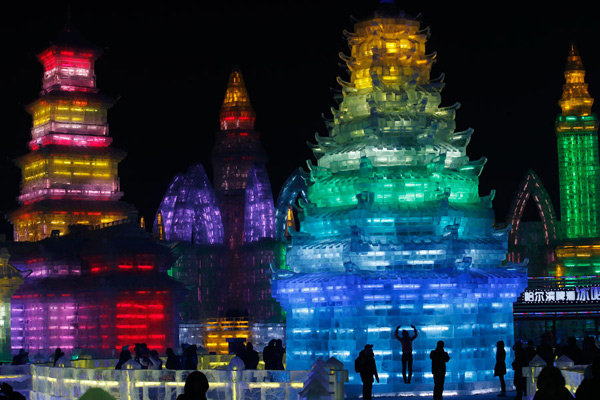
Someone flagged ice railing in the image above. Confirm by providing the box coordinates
[30,366,316,400]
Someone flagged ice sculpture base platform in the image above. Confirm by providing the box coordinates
[273,268,527,397]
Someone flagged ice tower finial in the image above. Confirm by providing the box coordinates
[219,68,256,130]
[559,44,594,116]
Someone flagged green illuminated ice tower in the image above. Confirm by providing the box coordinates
[556,45,600,240]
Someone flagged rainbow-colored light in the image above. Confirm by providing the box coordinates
[8,30,134,241]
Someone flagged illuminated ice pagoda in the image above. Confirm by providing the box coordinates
[7,24,135,242]
[272,1,527,395]
[2,25,181,358]
[154,69,287,353]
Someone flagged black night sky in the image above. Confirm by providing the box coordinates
[0,1,598,239]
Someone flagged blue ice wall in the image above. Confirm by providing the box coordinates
[273,269,527,395]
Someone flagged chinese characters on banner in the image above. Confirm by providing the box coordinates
[523,286,600,303]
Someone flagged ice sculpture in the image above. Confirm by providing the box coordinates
[213,68,267,248]
[552,46,600,276]
[154,68,285,351]
[274,168,308,242]
[244,164,276,243]
[7,24,135,241]
[272,1,527,396]
[154,163,224,245]
[8,222,181,356]
[505,169,558,275]
[557,46,600,240]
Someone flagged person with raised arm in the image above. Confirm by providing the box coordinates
[395,324,418,384]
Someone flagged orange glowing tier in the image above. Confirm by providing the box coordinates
[7,26,135,241]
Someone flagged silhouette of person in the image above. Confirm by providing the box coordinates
[430,341,450,400]
[149,350,162,370]
[495,340,507,397]
[524,340,536,366]
[115,346,132,370]
[11,349,29,365]
[263,339,276,370]
[53,348,62,367]
[394,324,418,384]
[180,344,188,369]
[166,348,181,370]
[244,343,259,369]
[576,355,600,400]
[536,333,554,366]
[274,339,285,370]
[562,336,582,365]
[228,348,246,370]
[139,346,151,369]
[183,345,198,370]
[176,371,209,400]
[512,341,527,400]
[0,382,26,400]
[358,344,379,400]
[581,336,600,365]
[533,365,574,400]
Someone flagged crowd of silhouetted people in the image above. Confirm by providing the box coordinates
[8,331,600,399]
[353,326,600,400]
[5,338,288,399]
[114,343,164,370]
[510,332,600,400]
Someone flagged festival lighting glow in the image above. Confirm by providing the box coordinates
[9,222,180,356]
[154,163,224,245]
[7,26,134,241]
[550,46,600,277]
[272,1,527,396]
[556,45,600,240]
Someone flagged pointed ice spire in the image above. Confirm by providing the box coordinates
[559,44,594,116]
[219,68,256,130]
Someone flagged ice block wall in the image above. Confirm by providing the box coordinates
[274,270,524,393]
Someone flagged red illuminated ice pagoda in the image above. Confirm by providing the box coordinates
[7,24,135,242]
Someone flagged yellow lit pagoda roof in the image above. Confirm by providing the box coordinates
[219,69,256,130]
[559,44,594,116]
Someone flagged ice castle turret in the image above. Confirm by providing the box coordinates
[154,69,286,352]
[272,1,527,396]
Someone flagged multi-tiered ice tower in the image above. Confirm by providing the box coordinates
[155,69,285,352]
[272,2,527,396]
[7,26,135,241]
[553,46,600,276]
